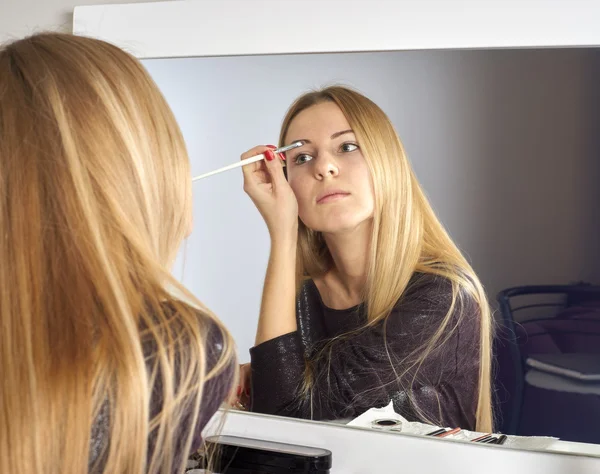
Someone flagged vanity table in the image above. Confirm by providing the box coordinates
[204,409,600,473]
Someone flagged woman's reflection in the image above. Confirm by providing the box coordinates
[235,86,493,432]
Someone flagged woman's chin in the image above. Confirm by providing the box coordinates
[312,217,373,236]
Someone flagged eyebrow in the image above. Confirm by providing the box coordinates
[288,129,354,146]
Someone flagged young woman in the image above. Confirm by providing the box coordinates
[238,86,493,432]
[0,33,236,473]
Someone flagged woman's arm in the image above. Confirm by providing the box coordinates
[240,145,299,345]
[255,237,298,345]
[236,144,305,411]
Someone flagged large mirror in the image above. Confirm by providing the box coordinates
[73,0,600,461]
[140,46,600,454]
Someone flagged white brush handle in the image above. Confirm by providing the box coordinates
[192,141,301,182]
[192,152,266,181]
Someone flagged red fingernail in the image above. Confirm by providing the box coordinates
[279,153,286,161]
[237,386,241,396]
[265,149,274,161]
[266,144,277,149]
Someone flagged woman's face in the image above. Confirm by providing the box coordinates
[285,102,375,234]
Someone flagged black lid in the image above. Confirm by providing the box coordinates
[204,435,332,473]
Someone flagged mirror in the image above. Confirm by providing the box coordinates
[141,46,600,455]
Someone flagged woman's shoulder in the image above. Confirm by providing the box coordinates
[160,300,230,360]
[155,300,235,408]
[401,272,454,304]
[394,272,480,322]
[139,301,233,381]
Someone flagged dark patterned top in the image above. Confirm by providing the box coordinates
[89,311,234,473]
[249,273,481,430]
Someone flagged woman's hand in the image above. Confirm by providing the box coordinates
[241,145,298,242]
[228,363,251,410]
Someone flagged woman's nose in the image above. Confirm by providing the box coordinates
[314,154,339,179]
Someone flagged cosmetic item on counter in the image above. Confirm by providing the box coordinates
[203,435,332,473]
[471,434,493,443]
[437,427,461,438]
[371,418,403,432]
[481,437,499,444]
[426,428,448,436]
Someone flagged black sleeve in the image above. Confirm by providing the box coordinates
[250,276,481,430]
[250,331,308,416]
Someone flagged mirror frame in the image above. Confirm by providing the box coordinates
[73,0,600,59]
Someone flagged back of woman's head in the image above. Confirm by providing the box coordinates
[0,33,235,473]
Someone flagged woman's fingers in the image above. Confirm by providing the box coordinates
[240,144,297,237]
[262,146,287,190]
[229,363,251,410]
[241,145,276,194]
[240,145,273,175]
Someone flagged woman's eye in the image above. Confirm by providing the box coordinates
[294,153,313,165]
[341,142,359,153]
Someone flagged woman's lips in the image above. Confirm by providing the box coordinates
[316,191,350,204]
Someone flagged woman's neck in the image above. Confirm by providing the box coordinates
[315,220,372,309]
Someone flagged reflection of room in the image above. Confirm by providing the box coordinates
[142,47,600,447]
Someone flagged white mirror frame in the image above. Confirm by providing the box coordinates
[72,1,600,472]
[73,0,600,59]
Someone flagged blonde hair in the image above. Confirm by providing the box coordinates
[0,33,236,473]
[279,86,493,432]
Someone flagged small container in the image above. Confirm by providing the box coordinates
[370,418,403,432]
[203,435,332,473]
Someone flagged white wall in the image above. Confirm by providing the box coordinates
[142,48,600,361]
[0,0,167,44]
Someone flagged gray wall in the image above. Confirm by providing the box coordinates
[143,49,600,361]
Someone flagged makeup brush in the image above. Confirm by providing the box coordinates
[192,141,304,181]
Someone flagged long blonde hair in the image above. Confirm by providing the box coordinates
[279,86,493,432]
[0,33,236,473]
